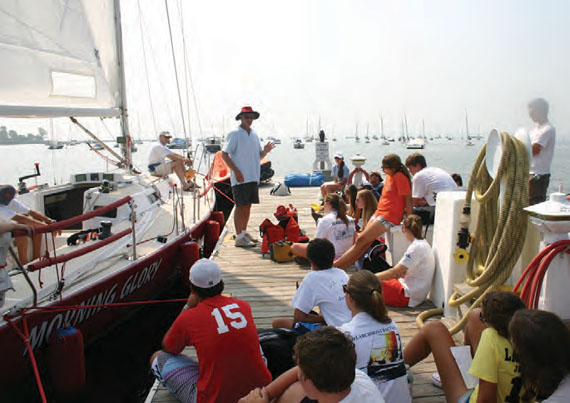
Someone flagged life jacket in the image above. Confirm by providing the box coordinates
[259,204,304,254]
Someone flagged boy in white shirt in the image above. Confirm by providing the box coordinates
[272,239,352,329]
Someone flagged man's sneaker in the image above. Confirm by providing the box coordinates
[235,236,255,248]
[431,372,442,388]
[243,232,258,244]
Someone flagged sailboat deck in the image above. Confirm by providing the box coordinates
[147,184,445,402]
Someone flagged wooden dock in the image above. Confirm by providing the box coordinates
[147,183,445,403]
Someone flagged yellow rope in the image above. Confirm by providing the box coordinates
[416,132,529,333]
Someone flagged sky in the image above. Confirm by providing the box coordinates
[2,0,569,141]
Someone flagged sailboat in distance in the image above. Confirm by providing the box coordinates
[465,110,475,146]
[0,0,225,392]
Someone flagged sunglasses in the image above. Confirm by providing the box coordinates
[342,284,350,295]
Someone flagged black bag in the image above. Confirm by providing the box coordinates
[362,240,392,273]
[258,328,298,378]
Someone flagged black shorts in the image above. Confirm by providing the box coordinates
[232,182,260,207]
[529,174,550,206]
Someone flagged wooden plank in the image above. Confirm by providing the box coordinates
[149,185,445,403]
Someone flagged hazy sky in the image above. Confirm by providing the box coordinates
[3,0,569,141]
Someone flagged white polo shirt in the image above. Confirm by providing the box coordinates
[148,142,174,165]
[398,238,435,307]
[412,167,457,206]
[0,199,30,221]
[529,122,556,175]
[222,126,262,186]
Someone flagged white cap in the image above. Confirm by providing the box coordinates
[189,258,222,288]
[334,151,344,159]
[158,130,172,138]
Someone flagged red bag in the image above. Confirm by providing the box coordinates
[274,204,298,223]
[260,218,286,254]
[284,217,300,242]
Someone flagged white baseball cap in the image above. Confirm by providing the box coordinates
[189,258,222,288]
[334,151,344,159]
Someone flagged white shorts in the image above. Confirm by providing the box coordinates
[153,161,172,177]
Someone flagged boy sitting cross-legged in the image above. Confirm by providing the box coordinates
[272,238,352,330]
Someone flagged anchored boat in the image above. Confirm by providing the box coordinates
[0,0,226,392]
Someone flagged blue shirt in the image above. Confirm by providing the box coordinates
[332,164,350,183]
[222,126,262,186]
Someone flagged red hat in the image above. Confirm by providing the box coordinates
[235,106,260,121]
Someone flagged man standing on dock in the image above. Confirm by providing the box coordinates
[222,106,275,247]
[528,98,556,205]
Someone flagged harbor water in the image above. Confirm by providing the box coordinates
[1,137,569,193]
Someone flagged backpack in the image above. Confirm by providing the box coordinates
[359,239,392,273]
[258,328,298,378]
[270,182,291,196]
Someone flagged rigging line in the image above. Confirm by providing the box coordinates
[136,6,177,131]
[136,0,158,134]
[176,0,193,147]
[173,3,204,142]
[99,117,117,141]
[164,0,189,143]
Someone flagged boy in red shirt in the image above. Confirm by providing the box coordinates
[150,259,271,402]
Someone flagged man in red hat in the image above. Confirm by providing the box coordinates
[222,107,275,247]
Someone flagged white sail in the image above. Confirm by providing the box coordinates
[0,0,121,117]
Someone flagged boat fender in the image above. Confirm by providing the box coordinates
[210,211,225,231]
[180,241,199,286]
[48,326,85,397]
[203,220,220,258]
[191,220,207,240]
[347,168,369,185]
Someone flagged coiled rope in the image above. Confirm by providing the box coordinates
[416,131,529,334]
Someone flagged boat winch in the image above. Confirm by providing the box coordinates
[520,186,570,320]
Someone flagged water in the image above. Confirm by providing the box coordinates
[2,138,568,194]
[268,137,570,195]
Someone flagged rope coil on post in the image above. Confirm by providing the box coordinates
[417,131,529,333]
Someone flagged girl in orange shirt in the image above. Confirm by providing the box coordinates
[335,154,412,269]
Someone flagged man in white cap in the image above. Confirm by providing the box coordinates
[148,131,196,191]
[320,151,350,201]
[150,258,271,402]
[222,106,275,247]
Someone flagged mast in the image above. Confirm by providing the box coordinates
[404,113,409,140]
[380,114,385,138]
[422,119,426,139]
[114,0,133,170]
[465,110,470,140]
